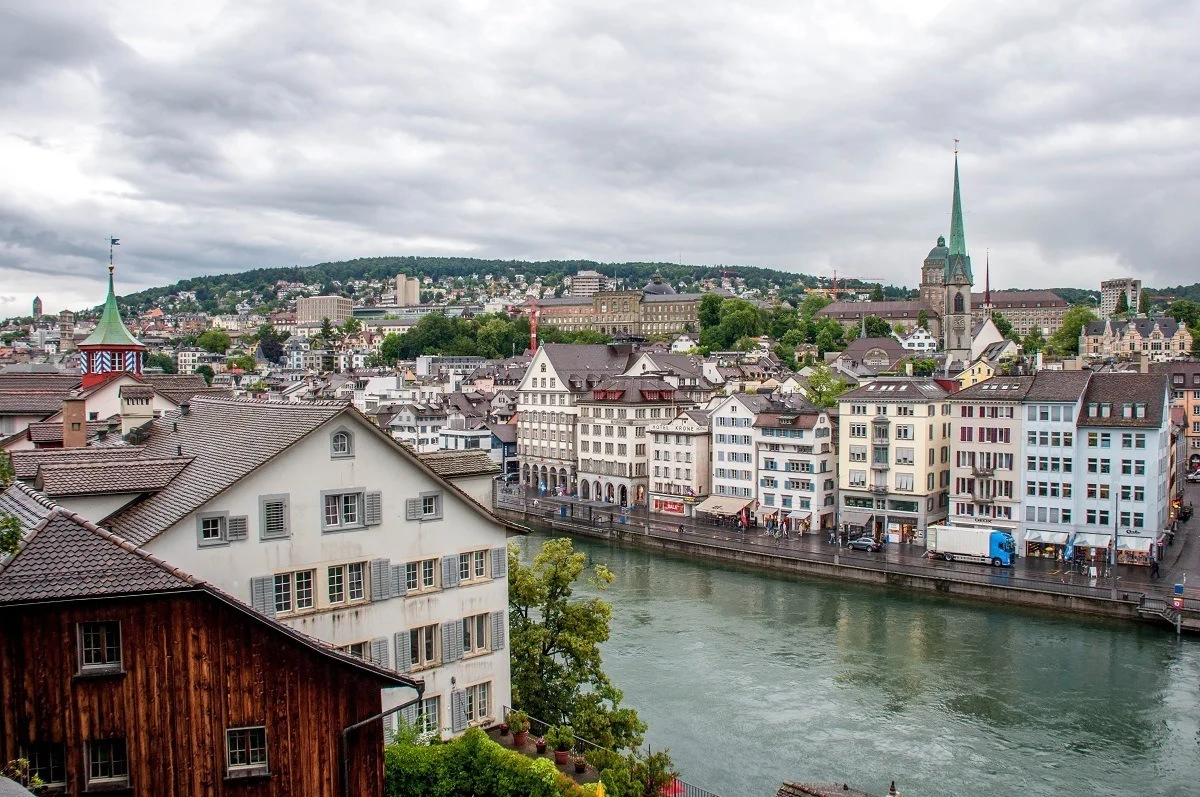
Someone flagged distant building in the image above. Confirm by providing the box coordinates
[1080,316,1193,361]
[570,270,605,298]
[898,326,937,353]
[533,274,702,338]
[31,296,41,319]
[296,295,352,325]
[395,274,421,306]
[1101,277,1141,317]
[57,311,75,353]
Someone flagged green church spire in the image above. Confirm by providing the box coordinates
[948,149,966,257]
[79,265,145,348]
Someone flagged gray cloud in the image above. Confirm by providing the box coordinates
[1,0,1198,316]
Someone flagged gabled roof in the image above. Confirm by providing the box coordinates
[35,456,194,497]
[973,290,1067,309]
[143,373,220,404]
[0,481,57,539]
[1024,370,1091,402]
[417,450,501,478]
[1076,373,1168,429]
[25,419,117,444]
[9,446,149,480]
[0,392,70,416]
[0,373,81,391]
[486,422,517,443]
[538,344,634,392]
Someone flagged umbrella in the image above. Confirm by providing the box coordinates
[660,779,685,796]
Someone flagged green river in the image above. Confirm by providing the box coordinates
[521,530,1200,797]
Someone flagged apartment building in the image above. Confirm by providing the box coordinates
[837,378,953,544]
[648,409,712,518]
[515,344,632,494]
[296,295,353,325]
[702,394,771,518]
[753,398,838,533]
[576,377,689,506]
[1100,277,1141,317]
[948,377,1031,532]
[570,270,605,298]
[1153,362,1200,472]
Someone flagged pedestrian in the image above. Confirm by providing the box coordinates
[1151,559,1161,579]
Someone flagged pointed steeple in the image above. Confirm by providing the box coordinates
[984,249,991,308]
[81,266,144,349]
[949,147,966,257]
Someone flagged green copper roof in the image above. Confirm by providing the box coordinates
[949,153,966,256]
[79,269,145,349]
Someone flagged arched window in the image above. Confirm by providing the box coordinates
[954,293,964,313]
[331,429,354,458]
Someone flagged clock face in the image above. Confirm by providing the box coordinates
[953,317,966,330]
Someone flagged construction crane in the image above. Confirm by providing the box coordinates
[824,270,886,298]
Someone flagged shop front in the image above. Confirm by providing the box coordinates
[786,509,812,536]
[841,510,876,540]
[1116,535,1155,566]
[1068,532,1113,574]
[694,496,753,527]
[886,500,922,544]
[1024,529,1070,560]
[652,498,686,516]
[756,506,781,531]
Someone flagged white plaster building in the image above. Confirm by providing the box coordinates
[701,394,771,518]
[948,377,1030,532]
[648,409,712,518]
[752,398,838,533]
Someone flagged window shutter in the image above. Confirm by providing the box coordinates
[441,555,460,588]
[370,637,389,668]
[400,701,419,728]
[406,498,420,521]
[249,576,275,618]
[490,547,507,579]
[491,610,506,650]
[391,564,406,597]
[441,620,461,663]
[370,559,392,601]
[227,516,249,541]
[394,632,412,673]
[450,689,467,734]
[365,491,383,525]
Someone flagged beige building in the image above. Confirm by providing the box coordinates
[1100,277,1141,317]
[972,290,1069,336]
[648,409,712,518]
[297,295,353,325]
[396,275,421,306]
[1080,316,1193,361]
[837,378,953,544]
[947,376,1031,532]
[570,270,605,298]
[534,275,702,338]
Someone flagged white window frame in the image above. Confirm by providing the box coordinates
[464,681,492,725]
[322,489,365,532]
[86,738,129,788]
[225,726,269,777]
[462,612,490,655]
[410,623,440,669]
[78,621,122,675]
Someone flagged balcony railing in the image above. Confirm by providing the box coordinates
[870,484,889,494]
[972,466,995,478]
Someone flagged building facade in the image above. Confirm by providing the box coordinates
[570,270,605,298]
[948,377,1030,532]
[533,276,701,338]
[648,409,712,518]
[753,398,838,532]
[1080,317,1193,361]
[296,295,353,325]
[1100,278,1141,317]
[837,378,953,543]
[1154,362,1200,472]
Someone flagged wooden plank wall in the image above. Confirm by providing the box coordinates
[0,592,387,797]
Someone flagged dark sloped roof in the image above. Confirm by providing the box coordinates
[417,450,501,478]
[142,373,216,403]
[839,378,950,401]
[486,422,517,443]
[9,446,148,480]
[950,376,1033,401]
[25,419,116,444]
[1077,372,1168,429]
[0,373,80,391]
[581,376,677,403]
[1024,370,1092,402]
[35,456,194,497]
[540,344,633,391]
[0,482,57,538]
[971,290,1067,308]
[119,384,157,399]
[0,391,70,415]
[816,301,934,318]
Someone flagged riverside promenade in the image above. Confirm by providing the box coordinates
[494,483,1200,633]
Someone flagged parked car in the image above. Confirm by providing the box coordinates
[1186,471,1200,484]
[847,536,883,552]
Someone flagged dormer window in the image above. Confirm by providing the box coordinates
[331,429,354,459]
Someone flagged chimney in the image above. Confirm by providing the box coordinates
[1140,354,1149,374]
[62,397,87,448]
[179,402,191,416]
[120,390,155,435]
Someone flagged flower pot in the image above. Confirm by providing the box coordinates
[499,723,509,736]
[535,738,547,754]
[574,759,587,774]
[554,749,570,765]
[512,730,528,747]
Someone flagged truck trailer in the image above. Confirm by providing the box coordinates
[925,524,1016,567]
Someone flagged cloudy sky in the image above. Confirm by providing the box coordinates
[2,0,1198,316]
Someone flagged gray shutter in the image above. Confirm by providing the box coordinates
[441,555,460,588]
[441,619,462,663]
[227,516,249,541]
[406,498,420,520]
[250,576,275,618]
[370,637,389,668]
[370,558,392,601]
[450,689,467,733]
[491,610,506,650]
[400,701,419,727]
[365,491,383,525]
[490,546,507,579]
[394,631,412,673]
[391,564,407,597]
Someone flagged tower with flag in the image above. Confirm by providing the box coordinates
[77,238,146,388]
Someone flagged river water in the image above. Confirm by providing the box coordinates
[520,530,1200,797]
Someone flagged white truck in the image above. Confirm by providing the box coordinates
[925,524,1016,567]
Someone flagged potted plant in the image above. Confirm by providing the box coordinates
[546,725,574,765]
[573,754,587,774]
[535,736,547,754]
[506,710,530,747]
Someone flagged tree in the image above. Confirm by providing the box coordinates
[991,311,1013,340]
[1023,328,1046,355]
[0,512,20,557]
[145,352,177,374]
[196,329,231,354]
[0,451,12,489]
[196,364,215,386]
[870,284,884,302]
[1050,305,1098,355]
[799,293,833,320]
[773,341,797,370]
[909,357,938,377]
[698,293,724,330]
[1114,291,1129,316]
[379,333,405,365]
[508,538,647,753]
[341,317,363,336]
[226,354,256,372]
[917,309,929,330]
[863,316,892,338]
[804,364,849,409]
[1166,300,1200,331]
[1139,290,1153,315]
[318,317,336,341]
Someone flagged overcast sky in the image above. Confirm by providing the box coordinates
[2,0,1198,316]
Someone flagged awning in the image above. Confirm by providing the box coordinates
[787,509,811,520]
[756,507,780,519]
[1117,536,1154,553]
[1025,529,1070,545]
[1072,532,1113,549]
[694,496,753,515]
[842,510,874,527]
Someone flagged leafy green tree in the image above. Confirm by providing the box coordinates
[698,293,724,329]
[1139,290,1153,315]
[1050,305,1097,355]
[917,309,929,330]
[145,352,177,374]
[814,317,846,355]
[226,354,256,372]
[773,341,798,370]
[1167,300,1200,331]
[318,317,336,341]
[196,364,215,386]
[508,538,646,753]
[341,317,363,336]
[799,293,832,320]
[780,328,805,348]
[732,336,757,352]
[909,357,938,376]
[196,329,231,354]
[0,451,12,489]
[1114,291,1129,316]
[1023,328,1046,355]
[991,311,1013,339]
[379,333,405,365]
[804,364,849,408]
[863,316,892,338]
[870,284,884,302]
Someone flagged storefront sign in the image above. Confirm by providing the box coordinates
[655,500,685,514]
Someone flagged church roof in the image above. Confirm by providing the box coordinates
[949,153,967,257]
[643,272,676,295]
[79,269,145,350]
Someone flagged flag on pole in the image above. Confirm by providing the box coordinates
[110,238,120,246]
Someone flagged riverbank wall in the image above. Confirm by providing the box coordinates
[497,506,1189,628]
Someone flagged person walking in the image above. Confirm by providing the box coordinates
[1150,559,1161,579]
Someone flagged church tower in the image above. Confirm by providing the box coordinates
[77,264,146,388]
[941,150,973,362]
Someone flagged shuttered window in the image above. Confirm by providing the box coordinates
[441,619,463,663]
[490,610,506,651]
[322,489,367,532]
[226,516,249,541]
[260,494,290,539]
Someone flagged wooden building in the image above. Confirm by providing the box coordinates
[0,494,421,797]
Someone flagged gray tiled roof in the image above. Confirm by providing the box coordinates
[816,301,933,318]
[0,482,57,538]
[541,344,634,391]
[1083,316,1183,337]
[417,450,501,478]
[950,376,1033,401]
[1024,370,1092,402]
[839,377,950,401]
[0,392,69,415]
[0,777,39,796]
[972,290,1067,308]
[25,419,116,444]
[0,373,80,391]
[9,446,149,480]
[35,456,194,497]
[1077,372,1169,429]
[143,374,219,403]
[106,398,347,545]
[580,376,678,403]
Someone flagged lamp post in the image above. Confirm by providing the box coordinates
[1111,488,1119,600]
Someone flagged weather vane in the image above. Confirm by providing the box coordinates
[954,138,959,155]
[109,236,120,274]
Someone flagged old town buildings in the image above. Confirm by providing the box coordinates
[1080,316,1193,361]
